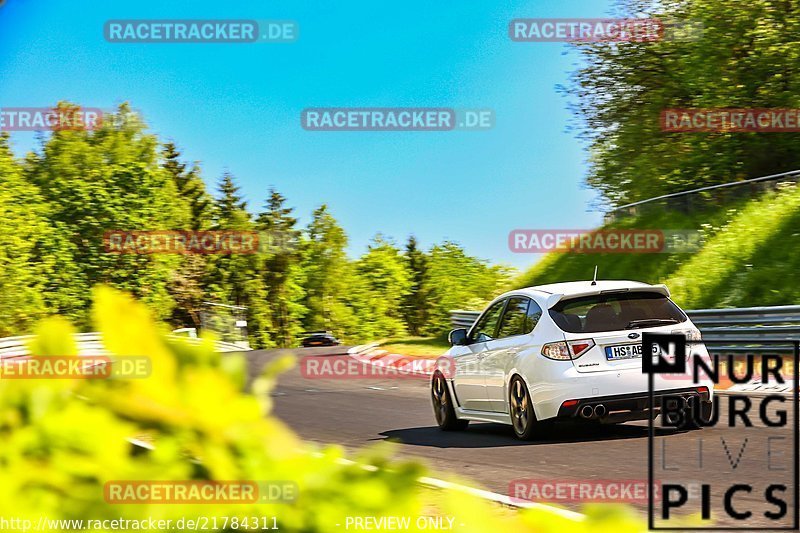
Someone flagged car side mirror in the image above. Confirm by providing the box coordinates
[448,328,469,346]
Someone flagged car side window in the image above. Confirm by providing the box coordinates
[496,297,530,338]
[470,299,506,342]
[525,299,543,333]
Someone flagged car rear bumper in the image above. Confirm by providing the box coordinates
[555,387,712,423]
[525,352,715,420]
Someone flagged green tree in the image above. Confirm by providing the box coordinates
[256,189,307,347]
[402,236,430,336]
[351,235,411,339]
[566,0,800,207]
[162,141,213,230]
[0,133,52,335]
[301,205,353,338]
[27,103,182,327]
[424,242,513,335]
[206,173,273,348]
[161,142,214,330]
[216,171,248,224]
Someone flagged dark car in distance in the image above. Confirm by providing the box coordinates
[301,331,340,348]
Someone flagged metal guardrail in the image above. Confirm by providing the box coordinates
[687,305,800,352]
[605,168,800,221]
[0,332,250,359]
[451,310,481,329]
[613,169,800,212]
[451,305,800,353]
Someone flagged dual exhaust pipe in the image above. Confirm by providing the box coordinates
[578,395,697,421]
[664,395,696,411]
[663,395,697,424]
[579,403,607,419]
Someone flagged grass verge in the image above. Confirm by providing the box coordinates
[376,335,450,358]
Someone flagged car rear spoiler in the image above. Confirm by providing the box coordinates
[544,284,671,309]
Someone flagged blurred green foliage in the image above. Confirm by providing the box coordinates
[514,183,800,309]
[0,287,648,531]
[519,0,800,307]
[424,242,514,336]
[666,183,800,307]
[568,0,800,207]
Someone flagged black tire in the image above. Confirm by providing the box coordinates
[509,376,539,440]
[431,372,469,431]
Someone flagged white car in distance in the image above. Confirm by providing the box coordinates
[431,280,714,440]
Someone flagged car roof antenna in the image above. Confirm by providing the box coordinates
[591,265,598,286]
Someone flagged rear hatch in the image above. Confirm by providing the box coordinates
[549,290,690,373]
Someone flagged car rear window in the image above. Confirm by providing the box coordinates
[549,291,687,333]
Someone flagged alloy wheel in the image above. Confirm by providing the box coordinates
[510,378,529,434]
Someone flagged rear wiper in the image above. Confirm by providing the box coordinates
[625,318,679,329]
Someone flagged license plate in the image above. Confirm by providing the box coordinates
[604,343,661,361]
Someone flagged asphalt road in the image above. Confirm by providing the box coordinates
[244,347,798,528]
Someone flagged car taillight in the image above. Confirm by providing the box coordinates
[567,339,595,358]
[542,339,595,360]
[541,341,571,360]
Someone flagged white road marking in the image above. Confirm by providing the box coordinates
[313,453,586,521]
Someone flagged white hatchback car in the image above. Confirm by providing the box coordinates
[431,280,714,439]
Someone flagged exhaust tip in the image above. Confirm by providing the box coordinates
[579,405,594,419]
[664,395,687,411]
[594,404,607,418]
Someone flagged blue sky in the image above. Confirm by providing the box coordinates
[0,0,612,270]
